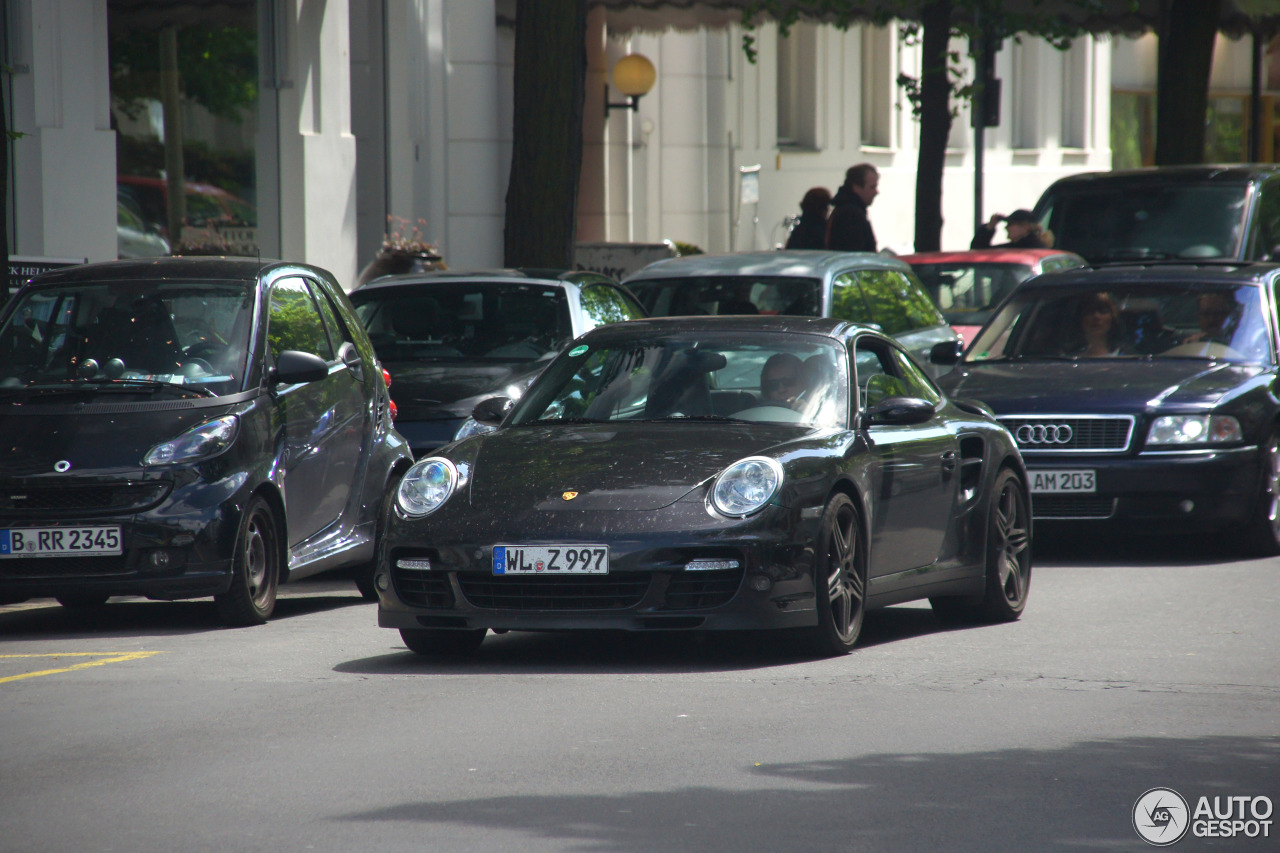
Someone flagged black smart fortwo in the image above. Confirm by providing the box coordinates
[0,258,412,624]
[376,316,1031,657]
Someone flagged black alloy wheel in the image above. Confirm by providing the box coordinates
[803,493,866,656]
[932,467,1031,623]
[400,628,487,656]
[215,496,280,626]
[1243,431,1280,557]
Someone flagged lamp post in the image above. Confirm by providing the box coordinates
[605,53,656,117]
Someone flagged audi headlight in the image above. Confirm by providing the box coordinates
[711,456,784,517]
[397,457,459,517]
[1146,415,1242,447]
[143,415,239,466]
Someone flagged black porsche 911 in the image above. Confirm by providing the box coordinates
[374,316,1031,657]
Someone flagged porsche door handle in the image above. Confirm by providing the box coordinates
[941,451,957,473]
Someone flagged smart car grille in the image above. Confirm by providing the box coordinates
[998,415,1134,454]
[1031,495,1117,520]
[0,483,170,516]
[661,569,743,610]
[458,574,650,611]
[391,568,455,609]
[0,556,131,579]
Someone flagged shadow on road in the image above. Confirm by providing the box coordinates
[0,576,366,640]
[334,734,1280,851]
[1032,526,1250,567]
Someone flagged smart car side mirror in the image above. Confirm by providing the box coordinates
[272,350,329,385]
[472,395,514,426]
[866,395,936,426]
[930,340,964,365]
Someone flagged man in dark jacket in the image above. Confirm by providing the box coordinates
[826,164,879,252]
[971,208,1048,249]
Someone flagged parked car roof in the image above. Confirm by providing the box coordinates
[624,250,909,281]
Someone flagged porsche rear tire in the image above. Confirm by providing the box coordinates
[802,493,866,656]
[931,467,1031,624]
[400,628,487,656]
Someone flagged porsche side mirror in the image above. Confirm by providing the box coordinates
[930,339,964,365]
[272,350,329,385]
[866,395,936,426]
[472,396,514,426]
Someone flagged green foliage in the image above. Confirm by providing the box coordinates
[268,291,331,361]
[110,26,258,122]
[672,241,705,256]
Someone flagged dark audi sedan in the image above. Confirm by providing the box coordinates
[0,258,412,624]
[938,261,1280,555]
[376,316,1030,657]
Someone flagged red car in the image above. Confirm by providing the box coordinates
[900,248,1086,346]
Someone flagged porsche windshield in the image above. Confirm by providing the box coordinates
[510,332,849,428]
[0,280,254,396]
[966,283,1272,364]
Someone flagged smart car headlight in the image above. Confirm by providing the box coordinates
[397,457,459,517]
[711,456,784,517]
[1146,415,1242,447]
[143,415,239,466]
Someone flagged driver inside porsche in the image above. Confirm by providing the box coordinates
[759,353,809,409]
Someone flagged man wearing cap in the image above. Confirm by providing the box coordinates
[971,209,1048,249]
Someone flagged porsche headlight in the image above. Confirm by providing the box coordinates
[397,457,459,517]
[711,456,784,517]
[143,415,239,466]
[1146,415,1242,447]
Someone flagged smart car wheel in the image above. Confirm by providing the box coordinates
[802,493,865,656]
[56,594,110,608]
[1243,431,1280,557]
[932,467,1031,624]
[215,496,280,626]
[399,628,487,656]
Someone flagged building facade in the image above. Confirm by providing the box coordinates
[2,0,1273,287]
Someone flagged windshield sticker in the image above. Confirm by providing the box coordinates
[569,345,589,357]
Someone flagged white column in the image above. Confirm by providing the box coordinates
[277,0,358,286]
[9,0,116,262]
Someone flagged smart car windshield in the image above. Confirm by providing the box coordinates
[0,280,254,396]
[510,331,849,428]
[626,276,822,317]
[352,282,572,362]
[966,283,1272,364]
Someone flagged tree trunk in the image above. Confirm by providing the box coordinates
[504,0,587,269]
[2,69,10,305]
[1155,0,1220,165]
[913,0,953,253]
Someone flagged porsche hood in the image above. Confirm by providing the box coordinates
[465,423,800,511]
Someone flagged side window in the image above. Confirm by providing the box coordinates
[267,277,334,363]
[855,270,909,334]
[891,347,943,405]
[309,281,353,350]
[853,337,901,408]
[1250,180,1280,260]
[580,285,642,328]
[897,271,948,329]
[831,274,874,325]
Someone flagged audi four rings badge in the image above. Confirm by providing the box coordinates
[1015,424,1073,445]
[54,460,72,472]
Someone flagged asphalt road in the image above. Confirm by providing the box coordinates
[1,532,1277,852]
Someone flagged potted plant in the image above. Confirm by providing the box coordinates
[356,216,446,287]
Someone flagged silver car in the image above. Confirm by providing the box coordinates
[623,251,961,375]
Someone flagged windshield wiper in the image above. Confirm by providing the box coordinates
[636,414,752,423]
[529,416,609,425]
[80,378,216,398]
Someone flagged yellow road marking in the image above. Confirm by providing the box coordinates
[0,652,163,684]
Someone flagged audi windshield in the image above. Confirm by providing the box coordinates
[966,283,1272,365]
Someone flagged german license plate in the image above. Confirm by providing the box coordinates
[0,526,123,557]
[493,545,609,575]
[1029,470,1096,494]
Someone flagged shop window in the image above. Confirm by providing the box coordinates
[108,1,265,259]
[777,23,818,149]
[1111,89,1280,169]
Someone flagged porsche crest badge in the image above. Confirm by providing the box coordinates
[562,491,579,501]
